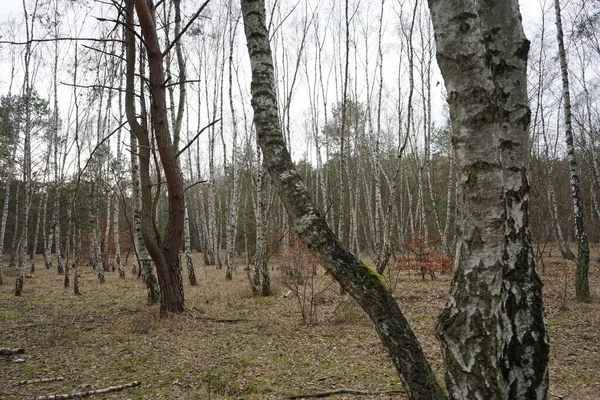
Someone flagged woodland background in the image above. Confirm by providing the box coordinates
[0,0,599,288]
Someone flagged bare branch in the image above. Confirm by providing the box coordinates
[176,118,221,158]
[0,37,123,45]
[81,44,126,62]
[162,0,212,57]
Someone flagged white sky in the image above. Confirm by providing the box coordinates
[0,0,548,169]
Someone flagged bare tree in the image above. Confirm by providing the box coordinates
[125,0,186,315]
[554,0,591,302]
[240,0,444,397]
[242,0,549,397]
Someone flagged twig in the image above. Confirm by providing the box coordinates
[176,118,221,158]
[0,37,123,45]
[0,348,25,356]
[35,381,141,399]
[285,388,405,399]
[162,0,212,57]
[16,377,64,386]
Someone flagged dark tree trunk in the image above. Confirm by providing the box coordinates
[125,0,185,316]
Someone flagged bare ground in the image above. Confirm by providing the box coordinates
[1,250,599,399]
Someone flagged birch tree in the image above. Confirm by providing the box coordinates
[0,94,19,286]
[16,0,44,294]
[554,0,591,302]
[241,0,444,396]
[241,0,549,397]
[429,0,549,396]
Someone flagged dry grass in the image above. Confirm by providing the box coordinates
[1,248,599,399]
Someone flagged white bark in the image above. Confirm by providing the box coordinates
[554,0,591,302]
[429,0,549,396]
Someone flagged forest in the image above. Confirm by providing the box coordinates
[1,0,599,398]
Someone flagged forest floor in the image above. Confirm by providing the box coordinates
[1,246,600,400]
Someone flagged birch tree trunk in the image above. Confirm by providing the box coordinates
[30,196,42,274]
[240,1,445,397]
[131,129,159,304]
[15,0,37,296]
[183,205,197,285]
[52,186,63,275]
[554,0,591,302]
[168,0,195,286]
[251,145,270,296]
[428,0,549,397]
[225,5,241,281]
[0,144,17,285]
[114,84,124,278]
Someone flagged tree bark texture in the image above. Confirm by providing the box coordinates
[428,0,549,398]
[240,1,445,398]
[126,0,185,315]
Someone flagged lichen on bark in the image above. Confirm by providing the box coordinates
[429,0,549,398]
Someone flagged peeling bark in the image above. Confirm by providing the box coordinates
[428,0,549,397]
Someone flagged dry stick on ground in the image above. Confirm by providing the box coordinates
[16,377,64,386]
[35,381,141,400]
[286,388,406,399]
[0,348,24,355]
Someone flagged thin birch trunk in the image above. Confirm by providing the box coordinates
[252,145,270,296]
[131,129,159,304]
[441,155,454,257]
[225,5,241,281]
[15,0,37,296]
[0,145,17,285]
[9,180,20,270]
[184,205,197,285]
[30,196,41,274]
[554,0,591,302]
[114,73,124,279]
[103,194,111,273]
[41,187,50,269]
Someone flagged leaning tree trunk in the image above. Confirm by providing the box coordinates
[554,0,591,302]
[428,0,549,397]
[240,1,445,398]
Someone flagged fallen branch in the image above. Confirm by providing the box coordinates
[0,348,25,356]
[16,377,64,386]
[35,381,141,399]
[286,388,406,399]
